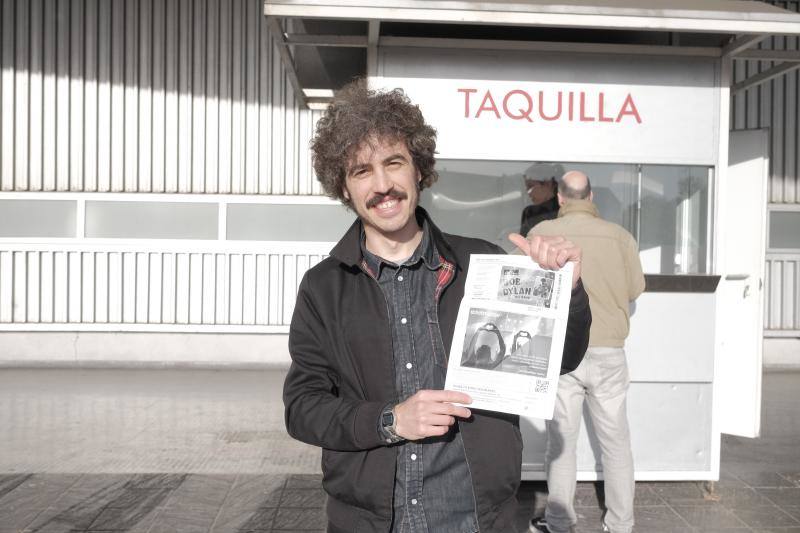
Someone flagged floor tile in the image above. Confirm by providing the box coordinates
[285,474,323,490]
[690,525,753,533]
[86,489,168,532]
[124,473,188,490]
[650,482,711,505]
[634,505,691,530]
[716,486,773,508]
[0,473,82,523]
[272,507,327,530]
[717,471,749,488]
[672,505,749,529]
[223,475,285,510]
[279,488,327,508]
[574,483,603,508]
[573,505,605,531]
[212,506,276,532]
[232,506,278,530]
[148,504,220,533]
[734,472,797,489]
[731,506,800,528]
[757,488,800,508]
[634,483,667,506]
[0,474,34,500]
[164,474,236,509]
[25,500,108,531]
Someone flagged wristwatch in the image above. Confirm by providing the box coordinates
[380,405,403,444]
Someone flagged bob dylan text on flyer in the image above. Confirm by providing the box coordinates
[497,266,556,308]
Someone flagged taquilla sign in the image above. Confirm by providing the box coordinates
[374,48,720,165]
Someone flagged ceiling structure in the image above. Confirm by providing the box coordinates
[263,0,800,108]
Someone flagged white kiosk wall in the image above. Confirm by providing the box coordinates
[373,47,759,480]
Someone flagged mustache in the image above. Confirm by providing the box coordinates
[366,189,408,209]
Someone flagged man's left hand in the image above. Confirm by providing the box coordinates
[508,233,582,289]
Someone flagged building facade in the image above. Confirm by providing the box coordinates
[0,0,798,366]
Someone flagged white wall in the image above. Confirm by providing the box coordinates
[0,0,333,364]
[0,332,291,367]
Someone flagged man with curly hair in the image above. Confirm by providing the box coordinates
[283,80,592,533]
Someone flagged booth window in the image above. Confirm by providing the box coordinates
[768,210,800,250]
[420,160,712,275]
[639,165,711,275]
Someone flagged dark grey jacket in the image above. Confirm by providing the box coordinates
[284,208,591,532]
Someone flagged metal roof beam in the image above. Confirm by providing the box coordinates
[735,49,800,63]
[284,34,368,47]
[367,21,380,76]
[378,36,722,57]
[732,62,800,94]
[721,34,766,57]
[267,17,308,109]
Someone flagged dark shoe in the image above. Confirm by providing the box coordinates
[529,517,575,533]
[529,517,550,533]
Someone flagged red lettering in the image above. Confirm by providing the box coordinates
[476,90,501,119]
[568,92,574,121]
[598,92,613,122]
[502,90,534,122]
[457,88,477,118]
[616,93,642,123]
[538,91,562,121]
[456,86,642,126]
[579,92,595,122]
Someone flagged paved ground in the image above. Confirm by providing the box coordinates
[0,368,798,532]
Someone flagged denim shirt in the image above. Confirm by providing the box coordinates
[360,222,479,533]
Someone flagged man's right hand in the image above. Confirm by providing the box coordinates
[393,390,472,441]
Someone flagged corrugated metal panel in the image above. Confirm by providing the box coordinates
[0,0,318,194]
[0,247,327,330]
[732,1,800,204]
[765,255,800,333]
[732,2,800,334]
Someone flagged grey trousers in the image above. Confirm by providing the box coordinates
[544,347,635,533]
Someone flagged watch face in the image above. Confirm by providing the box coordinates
[382,410,394,428]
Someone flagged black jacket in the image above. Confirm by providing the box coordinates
[520,196,560,237]
[284,208,591,532]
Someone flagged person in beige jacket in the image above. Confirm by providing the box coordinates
[528,171,645,533]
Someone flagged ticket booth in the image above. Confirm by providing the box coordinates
[264,0,800,480]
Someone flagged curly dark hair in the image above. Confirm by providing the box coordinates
[311,80,438,206]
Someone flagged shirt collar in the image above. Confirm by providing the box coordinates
[359,218,442,278]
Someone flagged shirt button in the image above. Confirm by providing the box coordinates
[411,498,418,505]
[386,438,393,443]
[411,453,417,461]
[398,275,404,281]
[406,362,413,370]
[400,317,407,325]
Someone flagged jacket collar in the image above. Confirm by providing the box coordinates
[330,206,458,269]
[558,199,599,218]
